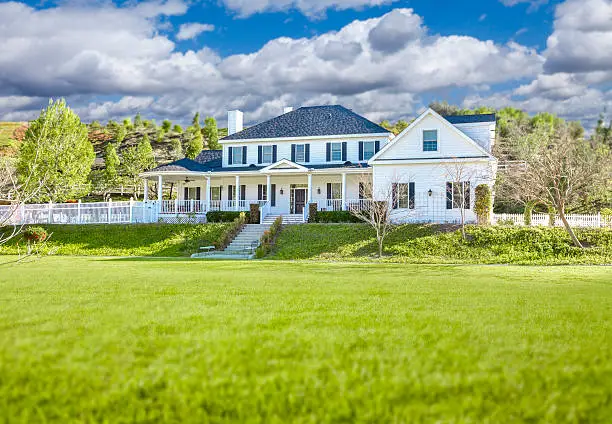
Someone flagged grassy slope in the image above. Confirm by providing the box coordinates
[0,258,610,422]
[0,122,23,154]
[271,224,612,264]
[0,224,231,257]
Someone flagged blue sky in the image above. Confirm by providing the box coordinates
[1,0,611,128]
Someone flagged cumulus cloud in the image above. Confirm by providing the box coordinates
[219,0,399,18]
[0,3,544,126]
[176,23,215,41]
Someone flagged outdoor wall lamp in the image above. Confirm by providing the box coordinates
[428,189,433,197]
[317,187,321,195]
[280,188,284,195]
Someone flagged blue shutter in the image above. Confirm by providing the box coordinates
[271,184,276,206]
[409,182,415,209]
[375,140,380,154]
[228,147,233,165]
[446,182,453,209]
[258,146,262,164]
[358,142,363,161]
[305,144,310,162]
[342,142,347,161]
[291,144,296,162]
[258,185,263,201]
[241,185,246,202]
[184,187,188,200]
[326,143,331,162]
[464,182,471,210]
[242,146,247,164]
[196,187,201,200]
[273,145,277,162]
[228,185,233,201]
[327,183,332,200]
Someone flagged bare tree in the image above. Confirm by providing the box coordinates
[501,123,611,248]
[443,159,495,240]
[347,172,416,258]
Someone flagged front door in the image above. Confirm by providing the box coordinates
[292,189,306,214]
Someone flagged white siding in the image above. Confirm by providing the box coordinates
[453,122,496,153]
[375,114,488,161]
[222,136,389,167]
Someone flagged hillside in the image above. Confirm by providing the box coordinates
[0,122,26,157]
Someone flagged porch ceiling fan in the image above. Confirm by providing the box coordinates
[184,178,194,184]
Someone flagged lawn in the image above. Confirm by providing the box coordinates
[1,257,611,422]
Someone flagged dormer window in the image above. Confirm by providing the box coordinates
[331,143,342,161]
[228,146,246,165]
[423,130,438,152]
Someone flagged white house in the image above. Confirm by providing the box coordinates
[141,105,497,224]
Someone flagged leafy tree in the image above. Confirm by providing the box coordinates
[134,113,143,128]
[156,129,165,143]
[203,116,220,150]
[172,124,183,134]
[185,131,203,159]
[171,138,183,160]
[162,120,172,132]
[114,125,127,144]
[592,113,612,148]
[89,120,102,131]
[101,143,121,198]
[120,134,156,199]
[17,99,95,202]
[192,112,201,131]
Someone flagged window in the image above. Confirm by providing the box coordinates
[362,141,376,160]
[423,130,438,152]
[185,187,200,200]
[331,143,342,161]
[257,184,268,201]
[262,146,273,163]
[229,146,244,164]
[295,144,306,162]
[330,183,342,199]
[393,184,409,209]
[446,182,471,209]
[210,187,221,201]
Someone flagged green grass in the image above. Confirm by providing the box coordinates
[0,122,22,152]
[0,257,611,422]
[0,224,231,257]
[271,224,612,264]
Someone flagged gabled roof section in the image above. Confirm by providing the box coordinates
[368,108,494,163]
[222,105,391,141]
[260,159,309,173]
[151,150,222,173]
[444,114,496,124]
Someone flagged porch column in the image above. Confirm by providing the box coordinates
[341,172,347,211]
[157,175,163,214]
[266,175,271,204]
[235,175,240,211]
[206,176,211,211]
[307,173,313,204]
[143,179,149,202]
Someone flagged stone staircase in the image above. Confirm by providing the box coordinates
[191,224,270,259]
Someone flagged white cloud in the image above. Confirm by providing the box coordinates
[219,0,399,17]
[499,0,549,10]
[176,23,215,41]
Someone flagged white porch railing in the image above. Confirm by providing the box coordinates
[260,201,271,224]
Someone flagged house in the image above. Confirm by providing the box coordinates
[141,105,497,224]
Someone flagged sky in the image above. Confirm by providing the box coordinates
[0,0,611,129]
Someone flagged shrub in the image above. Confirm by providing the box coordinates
[474,185,492,225]
[602,208,612,227]
[249,204,260,224]
[23,226,48,243]
[311,211,361,223]
[496,218,515,226]
[308,203,318,223]
[216,213,247,249]
[256,216,283,258]
[207,211,251,223]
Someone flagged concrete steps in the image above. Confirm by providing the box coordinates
[263,214,304,225]
[191,223,270,260]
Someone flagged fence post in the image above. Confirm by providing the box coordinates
[108,198,112,224]
[129,198,134,224]
[48,201,52,224]
[20,203,25,225]
[77,200,82,224]
[597,212,601,228]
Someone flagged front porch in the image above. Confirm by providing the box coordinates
[142,166,371,223]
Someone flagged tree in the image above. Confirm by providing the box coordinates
[170,138,183,160]
[192,112,201,131]
[120,134,156,199]
[172,124,183,134]
[501,123,611,248]
[162,120,172,132]
[114,125,127,143]
[17,99,95,203]
[133,113,143,128]
[103,143,121,197]
[185,131,203,160]
[203,116,220,150]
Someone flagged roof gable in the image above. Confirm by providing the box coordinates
[260,159,309,173]
[222,105,391,141]
[369,108,493,163]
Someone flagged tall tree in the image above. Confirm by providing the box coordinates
[17,99,95,202]
[120,134,156,199]
[133,113,143,128]
[185,130,203,159]
[203,116,220,150]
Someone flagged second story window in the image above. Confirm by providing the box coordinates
[295,144,305,162]
[262,146,273,163]
[423,130,438,152]
[331,143,342,161]
[363,142,376,160]
[229,146,246,165]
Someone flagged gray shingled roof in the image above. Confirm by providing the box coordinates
[222,105,390,140]
[152,150,222,172]
[444,114,496,124]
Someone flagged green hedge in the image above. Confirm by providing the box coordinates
[0,224,232,257]
[207,211,251,223]
[310,211,361,223]
[270,224,612,265]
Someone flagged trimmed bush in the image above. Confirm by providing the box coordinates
[311,211,361,223]
[207,211,251,223]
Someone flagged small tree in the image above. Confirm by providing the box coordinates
[102,143,121,199]
[172,124,183,134]
[17,99,95,203]
[474,184,492,225]
[114,125,127,144]
[171,138,183,160]
[133,113,143,128]
[120,134,156,199]
[162,120,172,132]
[203,116,220,150]
[502,123,611,248]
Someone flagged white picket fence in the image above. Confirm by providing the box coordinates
[492,213,611,228]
